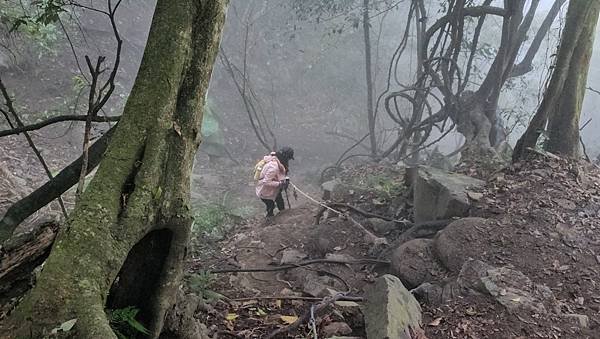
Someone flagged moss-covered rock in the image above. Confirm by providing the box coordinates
[362,274,423,339]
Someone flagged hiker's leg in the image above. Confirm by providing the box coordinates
[275,191,285,211]
[262,198,275,216]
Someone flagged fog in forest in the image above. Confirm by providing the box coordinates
[3,0,600,220]
[2,1,600,337]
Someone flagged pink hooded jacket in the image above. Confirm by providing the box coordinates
[255,153,287,200]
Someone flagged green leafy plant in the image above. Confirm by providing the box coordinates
[188,271,215,291]
[185,271,224,301]
[192,203,228,235]
[108,306,149,339]
[365,174,403,200]
[1,0,63,58]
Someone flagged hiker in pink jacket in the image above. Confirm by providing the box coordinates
[256,147,294,217]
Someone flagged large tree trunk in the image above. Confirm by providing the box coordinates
[544,1,599,156]
[457,0,525,160]
[0,0,227,338]
[513,0,600,160]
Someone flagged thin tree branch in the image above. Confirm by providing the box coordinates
[511,0,567,77]
[230,295,363,302]
[0,126,116,242]
[426,5,507,44]
[76,0,123,202]
[0,76,68,219]
[0,115,120,137]
[0,107,15,129]
[219,49,272,151]
[206,258,390,274]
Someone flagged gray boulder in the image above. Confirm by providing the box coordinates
[366,217,397,235]
[458,259,555,315]
[322,179,341,200]
[322,322,353,337]
[413,166,484,223]
[433,217,489,272]
[391,239,444,288]
[362,275,423,339]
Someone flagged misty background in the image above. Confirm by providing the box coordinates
[1,0,599,214]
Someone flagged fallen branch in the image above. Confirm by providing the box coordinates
[231,295,363,302]
[0,115,120,137]
[0,126,115,243]
[328,202,412,225]
[290,181,387,244]
[1,221,58,296]
[207,258,390,274]
[265,293,347,339]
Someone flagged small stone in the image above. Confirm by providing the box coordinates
[322,179,341,193]
[564,313,589,328]
[555,198,576,210]
[367,217,397,235]
[322,322,352,337]
[335,301,360,307]
[311,237,333,257]
[280,249,307,265]
[466,191,483,201]
[302,274,337,297]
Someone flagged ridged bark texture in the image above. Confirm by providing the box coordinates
[513,0,600,160]
[0,0,228,338]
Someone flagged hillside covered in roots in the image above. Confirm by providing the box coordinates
[151,154,599,338]
[3,145,600,337]
[4,0,600,338]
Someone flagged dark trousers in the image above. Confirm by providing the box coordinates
[262,191,285,216]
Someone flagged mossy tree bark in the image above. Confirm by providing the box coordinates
[0,0,228,338]
[513,0,600,160]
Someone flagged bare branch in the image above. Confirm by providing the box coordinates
[0,107,15,129]
[0,126,115,242]
[587,86,600,96]
[0,76,68,219]
[426,5,507,43]
[219,49,272,151]
[511,0,567,77]
[76,0,124,202]
[0,115,119,137]
[461,0,491,91]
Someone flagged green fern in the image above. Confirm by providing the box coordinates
[108,306,149,339]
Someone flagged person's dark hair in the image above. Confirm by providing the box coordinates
[276,146,294,172]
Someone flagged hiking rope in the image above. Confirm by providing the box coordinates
[288,181,344,216]
[309,304,318,339]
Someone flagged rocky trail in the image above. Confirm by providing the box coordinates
[171,156,600,338]
[2,152,600,338]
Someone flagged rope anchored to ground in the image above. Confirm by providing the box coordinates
[289,180,389,245]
